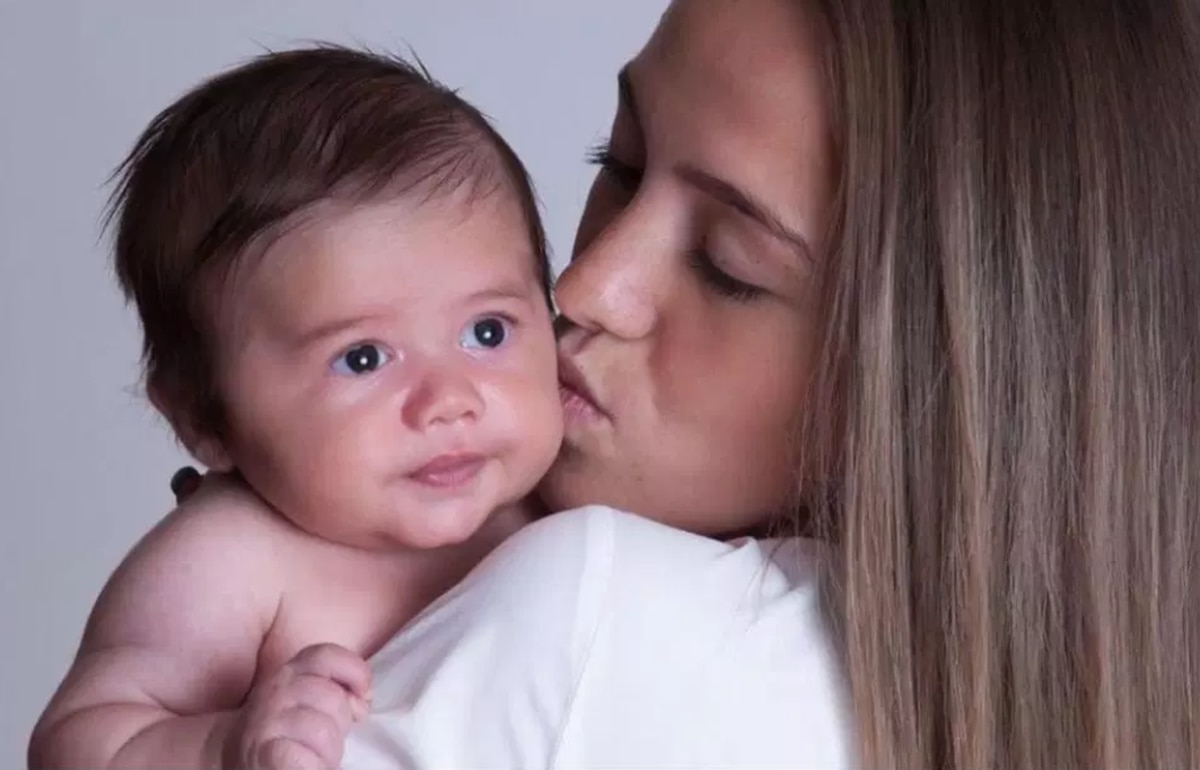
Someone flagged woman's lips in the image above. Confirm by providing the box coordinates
[558,357,608,423]
[560,383,605,424]
[407,453,487,488]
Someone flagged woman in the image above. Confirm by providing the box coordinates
[194,0,1200,767]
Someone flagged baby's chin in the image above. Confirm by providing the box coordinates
[286,458,548,552]
[382,498,500,549]
[382,480,541,550]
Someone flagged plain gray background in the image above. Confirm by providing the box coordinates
[0,2,667,765]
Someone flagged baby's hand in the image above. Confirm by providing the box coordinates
[222,643,372,769]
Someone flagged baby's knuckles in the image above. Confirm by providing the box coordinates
[223,668,352,768]
[258,736,323,770]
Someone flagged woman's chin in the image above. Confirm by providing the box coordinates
[536,447,607,513]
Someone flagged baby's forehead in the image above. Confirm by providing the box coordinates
[210,190,543,332]
[235,179,522,264]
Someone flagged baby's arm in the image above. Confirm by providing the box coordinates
[27,483,345,769]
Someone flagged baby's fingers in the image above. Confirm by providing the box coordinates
[256,707,344,769]
[287,672,360,733]
[289,643,373,703]
[256,736,324,770]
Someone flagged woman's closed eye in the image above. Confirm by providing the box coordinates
[688,247,766,302]
[586,141,766,303]
[586,143,643,191]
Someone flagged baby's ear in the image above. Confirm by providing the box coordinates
[147,380,235,473]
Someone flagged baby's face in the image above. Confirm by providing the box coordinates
[209,188,562,550]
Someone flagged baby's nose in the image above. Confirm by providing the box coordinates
[401,365,484,430]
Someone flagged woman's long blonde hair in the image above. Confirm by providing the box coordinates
[802,0,1200,766]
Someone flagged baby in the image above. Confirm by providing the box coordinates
[29,46,563,770]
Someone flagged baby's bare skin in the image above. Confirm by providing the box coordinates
[30,478,528,769]
[29,83,563,768]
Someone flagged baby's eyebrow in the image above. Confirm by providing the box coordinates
[283,277,538,351]
[288,312,392,350]
[463,285,535,305]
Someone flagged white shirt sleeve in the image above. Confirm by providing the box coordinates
[342,505,852,770]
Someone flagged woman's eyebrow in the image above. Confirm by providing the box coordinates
[617,65,812,261]
[675,163,814,261]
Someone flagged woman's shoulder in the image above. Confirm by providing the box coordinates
[549,509,851,768]
[346,506,850,769]
[434,503,807,607]
[346,506,628,768]
[497,503,827,583]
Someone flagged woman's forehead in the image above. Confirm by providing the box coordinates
[631,0,832,166]
[642,0,827,92]
[628,0,836,259]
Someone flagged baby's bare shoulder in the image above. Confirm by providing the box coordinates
[44,477,298,724]
[86,477,294,650]
[142,476,304,562]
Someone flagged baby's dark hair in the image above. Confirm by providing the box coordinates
[109,44,551,446]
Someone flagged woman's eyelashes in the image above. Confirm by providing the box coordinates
[586,139,764,303]
[688,248,765,302]
[586,142,643,191]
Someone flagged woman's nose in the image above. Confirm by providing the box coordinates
[553,204,664,342]
[401,363,484,432]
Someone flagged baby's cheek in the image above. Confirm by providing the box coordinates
[496,380,562,477]
[532,384,566,455]
[293,415,377,487]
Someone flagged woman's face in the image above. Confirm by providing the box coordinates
[541,0,835,535]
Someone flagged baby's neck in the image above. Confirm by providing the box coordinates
[302,499,536,664]
[395,497,533,588]
[466,497,536,554]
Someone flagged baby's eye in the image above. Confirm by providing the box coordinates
[460,316,510,351]
[331,343,392,376]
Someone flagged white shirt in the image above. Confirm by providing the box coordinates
[343,505,852,769]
